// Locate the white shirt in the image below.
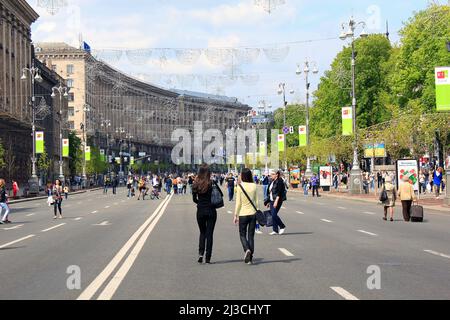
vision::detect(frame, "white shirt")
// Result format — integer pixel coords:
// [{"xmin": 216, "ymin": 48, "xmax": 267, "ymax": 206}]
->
[{"xmin": 269, "ymin": 181, "xmax": 274, "ymax": 202}]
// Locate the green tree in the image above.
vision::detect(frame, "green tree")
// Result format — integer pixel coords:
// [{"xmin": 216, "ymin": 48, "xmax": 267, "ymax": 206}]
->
[
  {"xmin": 273, "ymin": 104, "xmax": 306, "ymax": 147},
  {"xmin": 86, "ymin": 146, "xmax": 107, "ymax": 175},
  {"xmin": 388, "ymin": 4, "xmax": 450, "ymax": 113},
  {"xmin": 69, "ymin": 131, "xmax": 82, "ymax": 176},
  {"xmin": 310, "ymin": 34, "xmax": 393, "ymax": 139},
  {"xmin": 37, "ymin": 145, "xmax": 51, "ymax": 182}
]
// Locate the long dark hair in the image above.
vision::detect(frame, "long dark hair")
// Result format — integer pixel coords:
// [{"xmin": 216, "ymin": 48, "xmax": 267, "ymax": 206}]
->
[
  {"xmin": 193, "ymin": 164, "xmax": 211, "ymax": 194},
  {"xmin": 241, "ymin": 168, "xmax": 253, "ymax": 183}
]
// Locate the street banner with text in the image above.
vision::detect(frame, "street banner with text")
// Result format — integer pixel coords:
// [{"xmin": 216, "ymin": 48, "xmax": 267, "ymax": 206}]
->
[
  {"xmin": 278, "ymin": 134, "xmax": 285, "ymax": 152},
  {"xmin": 85, "ymin": 146, "xmax": 91, "ymax": 161},
  {"xmin": 342, "ymin": 107, "xmax": 353, "ymax": 136},
  {"xmin": 299, "ymin": 126, "xmax": 307, "ymax": 147},
  {"xmin": 36, "ymin": 131, "xmax": 44, "ymax": 154},
  {"xmin": 436, "ymin": 67, "xmax": 450, "ymax": 112},
  {"xmin": 62, "ymin": 139, "xmax": 69, "ymax": 157}
]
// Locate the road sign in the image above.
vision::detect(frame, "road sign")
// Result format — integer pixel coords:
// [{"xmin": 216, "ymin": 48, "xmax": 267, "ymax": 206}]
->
[
  {"xmin": 289, "ymin": 126, "xmax": 294, "ymax": 134},
  {"xmin": 283, "ymin": 127, "xmax": 290, "ymax": 134}
]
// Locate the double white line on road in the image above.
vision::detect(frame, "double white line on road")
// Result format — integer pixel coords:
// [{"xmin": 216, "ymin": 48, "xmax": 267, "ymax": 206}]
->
[
  {"xmin": 330, "ymin": 287, "xmax": 359, "ymax": 300},
  {"xmin": 78, "ymin": 193, "xmax": 173, "ymax": 300}
]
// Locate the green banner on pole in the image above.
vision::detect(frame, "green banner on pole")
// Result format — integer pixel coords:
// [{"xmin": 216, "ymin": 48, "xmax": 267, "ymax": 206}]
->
[
  {"xmin": 62, "ymin": 139, "xmax": 69, "ymax": 157},
  {"xmin": 259, "ymin": 141, "xmax": 267, "ymax": 163},
  {"xmin": 277, "ymin": 134, "xmax": 285, "ymax": 153},
  {"xmin": 85, "ymin": 146, "xmax": 91, "ymax": 161},
  {"xmin": 436, "ymin": 67, "xmax": 450, "ymax": 112},
  {"xmin": 36, "ymin": 131, "xmax": 44, "ymax": 154},
  {"xmin": 299, "ymin": 126, "xmax": 307, "ymax": 147},
  {"xmin": 130, "ymin": 156, "xmax": 134, "ymax": 165},
  {"xmin": 342, "ymin": 107, "xmax": 353, "ymax": 136},
  {"xmin": 100, "ymin": 149, "xmax": 105, "ymax": 162}
]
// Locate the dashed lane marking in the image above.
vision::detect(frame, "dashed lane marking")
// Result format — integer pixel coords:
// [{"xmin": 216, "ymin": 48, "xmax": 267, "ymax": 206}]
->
[
  {"xmin": 331, "ymin": 287, "xmax": 359, "ymax": 300},
  {"xmin": 338, "ymin": 207, "xmax": 347, "ymax": 210},
  {"xmin": 26, "ymin": 213, "xmax": 36, "ymax": 217},
  {"xmin": 321, "ymin": 219, "xmax": 333, "ymax": 223},
  {"xmin": 2, "ymin": 224, "xmax": 24, "ymax": 231},
  {"xmin": 278, "ymin": 248, "xmax": 295, "ymax": 257},
  {"xmin": 296, "ymin": 211, "xmax": 305, "ymax": 215},
  {"xmin": 424, "ymin": 250, "xmax": 450, "ymax": 260},
  {"xmin": 0, "ymin": 235, "xmax": 35, "ymax": 249},
  {"xmin": 41, "ymin": 223, "xmax": 66, "ymax": 233},
  {"xmin": 357, "ymin": 230, "xmax": 378, "ymax": 237},
  {"xmin": 74, "ymin": 217, "xmax": 83, "ymax": 221},
  {"xmin": 364, "ymin": 211, "xmax": 376, "ymax": 215},
  {"xmin": 91, "ymin": 211, "xmax": 98, "ymax": 214}
]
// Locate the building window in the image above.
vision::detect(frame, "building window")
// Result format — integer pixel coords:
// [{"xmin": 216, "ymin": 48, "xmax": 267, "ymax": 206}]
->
[
  {"xmin": 68, "ymin": 121, "xmax": 75, "ymax": 130},
  {"xmin": 67, "ymin": 79, "xmax": 74, "ymax": 88},
  {"xmin": 68, "ymin": 107, "xmax": 75, "ymax": 117},
  {"xmin": 68, "ymin": 93, "xmax": 74, "ymax": 102},
  {"xmin": 67, "ymin": 64, "xmax": 74, "ymax": 75}
]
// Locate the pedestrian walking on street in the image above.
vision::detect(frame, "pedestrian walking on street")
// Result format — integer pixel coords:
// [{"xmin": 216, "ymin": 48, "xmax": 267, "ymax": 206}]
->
[
  {"xmin": 433, "ymin": 167, "xmax": 444, "ymax": 199},
  {"xmin": 193, "ymin": 165, "xmax": 221, "ymax": 264},
  {"xmin": 63, "ymin": 185, "xmax": 69, "ymax": 200},
  {"xmin": 0, "ymin": 179, "xmax": 11, "ymax": 224},
  {"xmin": 398, "ymin": 175, "xmax": 416, "ymax": 222},
  {"xmin": 311, "ymin": 174, "xmax": 320, "ymax": 197},
  {"xmin": 103, "ymin": 176, "xmax": 109, "ymax": 194},
  {"xmin": 112, "ymin": 177, "xmax": 118, "ymax": 195},
  {"xmin": 381, "ymin": 176, "xmax": 396, "ymax": 222},
  {"xmin": 52, "ymin": 179, "xmax": 63, "ymax": 219},
  {"xmin": 265, "ymin": 170, "xmax": 286, "ymax": 236},
  {"xmin": 234, "ymin": 168, "xmax": 259, "ymax": 265},
  {"xmin": 127, "ymin": 176, "xmax": 133, "ymax": 198},
  {"xmin": 12, "ymin": 180, "xmax": 19, "ymax": 198},
  {"xmin": 226, "ymin": 173, "xmax": 235, "ymax": 201}
]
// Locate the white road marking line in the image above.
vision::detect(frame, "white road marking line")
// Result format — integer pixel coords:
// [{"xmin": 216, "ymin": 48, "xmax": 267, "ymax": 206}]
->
[
  {"xmin": 3, "ymin": 224, "xmax": 24, "ymax": 231},
  {"xmin": 78, "ymin": 194, "xmax": 173, "ymax": 300},
  {"xmin": 74, "ymin": 217, "xmax": 83, "ymax": 221},
  {"xmin": 26, "ymin": 213, "xmax": 36, "ymax": 217},
  {"xmin": 278, "ymin": 248, "xmax": 295, "ymax": 257},
  {"xmin": 91, "ymin": 211, "xmax": 98, "ymax": 214},
  {"xmin": 424, "ymin": 250, "xmax": 450, "ymax": 260},
  {"xmin": 104, "ymin": 206, "xmax": 110, "ymax": 209},
  {"xmin": 338, "ymin": 207, "xmax": 346, "ymax": 210},
  {"xmin": 317, "ymin": 203, "xmax": 325, "ymax": 205},
  {"xmin": 321, "ymin": 219, "xmax": 333, "ymax": 223},
  {"xmin": 331, "ymin": 287, "xmax": 359, "ymax": 300},
  {"xmin": 0, "ymin": 235, "xmax": 35, "ymax": 249},
  {"xmin": 94, "ymin": 221, "xmax": 111, "ymax": 226},
  {"xmin": 296, "ymin": 211, "xmax": 305, "ymax": 215},
  {"xmin": 97, "ymin": 194, "xmax": 173, "ymax": 300},
  {"xmin": 357, "ymin": 230, "xmax": 378, "ymax": 237},
  {"xmin": 41, "ymin": 223, "xmax": 66, "ymax": 233},
  {"xmin": 364, "ymin": 211, "xmax": 376, "ymax": 215}
]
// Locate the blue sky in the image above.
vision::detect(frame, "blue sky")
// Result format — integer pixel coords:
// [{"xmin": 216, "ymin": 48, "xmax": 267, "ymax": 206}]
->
[{"xmin": 27, "ymin": 0, "xmax": 434, "ymax": 110}]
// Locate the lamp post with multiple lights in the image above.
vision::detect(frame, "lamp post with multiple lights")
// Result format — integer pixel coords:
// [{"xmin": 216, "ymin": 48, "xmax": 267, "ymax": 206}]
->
[
  {"xmin": 278, "ymin": 83, "xmax": 294, "ymax": 172},
  {"xmin": 296, "ymin": 60, "xmax": 319, "ymax": 177},
  {"xmin": 21, "ymin": 63, "xmax": 43, "ymax": 192},
  {"xmin": 51, "ymin": 84, "xmax": 69, "ymax": 180},
  {"xmin": 339, "ymin": 17, "xmax": 368, "ymax": 194}
]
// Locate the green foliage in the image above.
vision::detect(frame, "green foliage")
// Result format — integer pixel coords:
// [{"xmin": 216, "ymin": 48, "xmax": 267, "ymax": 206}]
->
[
  {"xmin": 86, "ymin": 146, "xmax": 107, "ymax": 175},
  {"xmin": 273, "ymin": 104, "xmax": 306, "ymax": 147},
  {"xmin": 37, "ymin": 145, "xmax": 51, "ymax": 173},
  {"xmin": 69, "ymin": 131, "xmax": 82, "ymax": 176}
]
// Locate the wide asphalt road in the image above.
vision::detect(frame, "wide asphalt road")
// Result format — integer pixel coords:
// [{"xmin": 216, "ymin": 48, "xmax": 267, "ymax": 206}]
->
[{"xmin": 0, "ymin": 186, "xmax": 449, "ymax": 300}]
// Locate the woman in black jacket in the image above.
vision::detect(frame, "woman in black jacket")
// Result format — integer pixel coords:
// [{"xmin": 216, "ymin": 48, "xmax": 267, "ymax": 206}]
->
[
  {"xmin": 265, "ymin": 170, "xmax": 286, "ymax": 235},
  {"xmin": 193, "ymin": 165, "xmax": 223, "ymax": 264}
]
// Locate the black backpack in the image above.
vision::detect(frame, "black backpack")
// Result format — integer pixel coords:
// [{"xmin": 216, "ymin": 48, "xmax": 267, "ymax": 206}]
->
[
  {"xmin": 379, "ymin": 186, "xmax": 388, "ymax": 202},
  {"xmin": 211, "ymin": 182, "xmax": 224, "ymax": 209}
]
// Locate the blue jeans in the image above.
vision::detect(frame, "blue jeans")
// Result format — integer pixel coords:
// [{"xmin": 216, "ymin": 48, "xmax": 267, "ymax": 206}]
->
[
  {"xmin": 263, "ymin": 185, "xmax": 269, "ymax": 201},
  {"xmin": 0, "ymin": 202, "xmax": 10, "ymax": 221},
  {"xmin": 270, "ymin": 202, "xmax": 285, "ymax": 233},
  {"xmin": 228, "ymin": 186, "xmax": 234, "ymax": 201},
  {"xmin": 303, "ymin": 184, "xmax": 308, "ymax": 195}
]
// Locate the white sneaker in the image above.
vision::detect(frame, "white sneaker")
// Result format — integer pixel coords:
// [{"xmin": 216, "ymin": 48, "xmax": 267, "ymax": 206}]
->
[
  {"xmin": 255, "ymin": 230, "xmax": 263, "ymax": 235},
  {"xmin": 269, "ymin": 232, "xmax": 278, "ymax": 236},
  {"xmin": 279, "ymin": 228, "xmax": 286, "ymax": 235}
]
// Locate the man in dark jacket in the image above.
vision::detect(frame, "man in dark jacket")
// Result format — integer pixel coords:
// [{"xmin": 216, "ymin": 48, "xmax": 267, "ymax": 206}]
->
[{"xmin": 265, "ymin": 170, "xmax": 286, "ymax": 235}]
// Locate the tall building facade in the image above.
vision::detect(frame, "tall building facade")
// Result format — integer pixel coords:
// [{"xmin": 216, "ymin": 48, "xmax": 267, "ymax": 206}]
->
[
  {"xmin": 35, "ymin": 42, "xmax": 251, "ymax": 166},
  {"xmin": 0, "ymin": 0, "xmax": 39, "ymax": 185}
]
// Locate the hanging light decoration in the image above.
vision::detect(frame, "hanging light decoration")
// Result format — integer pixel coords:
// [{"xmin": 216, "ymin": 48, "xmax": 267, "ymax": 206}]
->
[
  {"xmin": 36, "ymin": 0, "xmax": 68, "ymax": 15},
  {"xmin": 125, "ymin": 49, "xmax": 152, "ymax": 66},
  {"xmin": 263, "ymin": 46, "xmax": 290, "ymax": 62},
  {"xmin": 91, "ymin": 49, "xmax": 123, "ymax": 64},
  {"xmin": 175, "ymin": 49, "xmax": 203, "ymax": 66},
  {"xmin": 254, "ymin": 0, "xmax": 286, "ymax": 14},
  {"xmin": 240, "ymin": 74, "xmax": 260, "ymax": 86},
  {"xmin": 233, "ymin": 48, "xmax": 261, "ymax": 65},
  {"xmin": 205, "ymin": 48, "xmax": 233, "ymax": 66}
]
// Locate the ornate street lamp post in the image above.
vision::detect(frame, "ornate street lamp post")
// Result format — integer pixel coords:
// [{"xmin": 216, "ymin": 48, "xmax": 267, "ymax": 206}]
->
[{"xmin": 51, "ymin": 84, "xmax": 69, "ymax": 181}]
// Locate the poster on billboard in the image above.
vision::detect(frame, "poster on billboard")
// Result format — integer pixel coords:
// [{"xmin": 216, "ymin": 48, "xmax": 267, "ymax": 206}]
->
[
  {"xmin": 397, "ymin": 159, "xmax": 419, "ymax": 192},
  {"xmin": 290, "ymin": 168, "xmax": 301, "ymax": 187},
  {"xmin": 319, "ymin": 166, "xmax": 333, "ymax": 187}
]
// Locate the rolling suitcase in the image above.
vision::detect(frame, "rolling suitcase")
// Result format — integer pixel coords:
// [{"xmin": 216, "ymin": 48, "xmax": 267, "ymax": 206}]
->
[{"xmin": 411, "ymin": 204, "xmax": 424, "ymax": 222}]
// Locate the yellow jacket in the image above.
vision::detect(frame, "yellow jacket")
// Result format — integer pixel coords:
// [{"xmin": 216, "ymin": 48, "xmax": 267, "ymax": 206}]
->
[
  {"xmin": 235, "ymin": 182, "xmax": 259, "ymax": 217},
  {"xmin": 398, "ymin": 183, "xmax": 416, "ymax": 201}
]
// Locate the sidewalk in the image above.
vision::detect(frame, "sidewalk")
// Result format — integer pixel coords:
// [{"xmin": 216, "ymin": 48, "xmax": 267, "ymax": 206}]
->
[{"xmin": 290, "ymin": 188, "xmax": 450, "ymax": 213}]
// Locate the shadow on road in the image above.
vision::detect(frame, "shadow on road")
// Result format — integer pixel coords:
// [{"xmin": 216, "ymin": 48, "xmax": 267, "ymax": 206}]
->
[{"xmin": 212, "ymin": 258, "xmax": 302, "ymax": 265}]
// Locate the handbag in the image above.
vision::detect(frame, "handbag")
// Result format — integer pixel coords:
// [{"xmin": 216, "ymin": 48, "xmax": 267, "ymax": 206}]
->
[
  {"xmin": 379, "ymin": 186, "xmax": 388, "ymax": 202},
  {"xmin": 238, "ymin": 184, "xmax": 269, "ymax": 226},
  {"xmin": 211, "ymin": 181, "xmax": 224, "ymax": 209}
]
